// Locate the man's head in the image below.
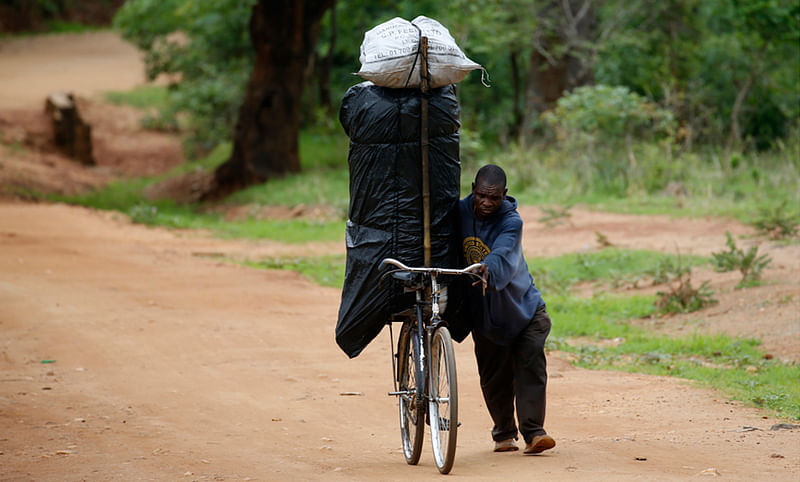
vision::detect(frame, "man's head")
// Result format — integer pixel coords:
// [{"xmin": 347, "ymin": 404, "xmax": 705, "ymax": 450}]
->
[{"xmin": 472, "ymin": 164, "xmax": 508, "ymax": 220}]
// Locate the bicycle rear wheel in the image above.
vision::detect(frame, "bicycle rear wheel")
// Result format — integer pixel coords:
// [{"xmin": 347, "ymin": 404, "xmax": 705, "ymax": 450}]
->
[
  {"xmin": 429, "ymin": 326, "xmax": 458, "ymax": 474},
  {"xmin": 397, "ymin": 322, "xmax": 424, "ymax": 465}
]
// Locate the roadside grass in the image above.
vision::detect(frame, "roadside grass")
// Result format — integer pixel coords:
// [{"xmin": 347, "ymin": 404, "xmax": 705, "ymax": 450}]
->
[
  {"xmin": 52, "ymin": 129, "xmax": 348, "ymax": 243},
  {"xmin": 58, "ymin": 188, "xmax": 345, "ymax": 243},
  {"xmin": 545, "ymin": 293, "xmax": 800, "ymax": 420},
  {"xmin": 466, "ymin": 138, "xmax": 800, "ymax": 226},
  {"xmin": 105, "ymin": 85, "xmax": 171, "ymax": 112},
  {"xmin": 0, "ymin": 23, "xmax": 104, "ymax": 39},
  {"xmin": 530, "ymin": 248, "xmax": 708, "ymax": 295},
  {"xmin": 242, "ymin": 255, "xmax": 346, "ymax": 288}
]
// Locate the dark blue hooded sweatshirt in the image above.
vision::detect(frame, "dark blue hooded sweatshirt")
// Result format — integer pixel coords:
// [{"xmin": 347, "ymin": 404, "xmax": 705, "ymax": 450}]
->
[{"xmin": 458, "ymin": 194, "xmax": 545, "ymax": 345}]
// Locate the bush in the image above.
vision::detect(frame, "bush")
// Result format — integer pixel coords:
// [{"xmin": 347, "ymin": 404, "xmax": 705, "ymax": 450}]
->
[
  {"xmin": 542, "ymin": 84, "xmax": 675, "ymax": 145},
  {"xmin": 711, "ymin": 231, "xmax": 772, "ymax": 288},
  {"xmin": 655, "ymin": 255, "xmax": 717, "ymax": 313},
  {"xmin": 751, "ymin": 201, "xmax": 799, "ymax": 239}
]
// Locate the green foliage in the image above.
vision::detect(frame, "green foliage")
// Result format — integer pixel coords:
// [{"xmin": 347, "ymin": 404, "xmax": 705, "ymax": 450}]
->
[
  {"xmin": 595, "ymin": 232, "xmax": 613, "ymax": 248},
  {"xmin": 217, "ymin": 129, "xmax": 349, "ymax": 214},
  {"xmin": 594, "ymin": 0, "xmax": 799, "ymax": 148},
  {"xmin": 105, "ymin": 86, "xmax": 177, "ymax": 131},
  {"xmin": 543, "ymin": 85, "xmax": 675, "ymax": 143},
  {"xmin": 751, "ymin": 201, "xmax": 800, "ymax": 239},
  {"xmin": 711, "ymin": 231, "xmax": 772, "ymax": 287},
  {"xmin": 113, "ymin": 0, "xmax": 256, "ymax": 155}
]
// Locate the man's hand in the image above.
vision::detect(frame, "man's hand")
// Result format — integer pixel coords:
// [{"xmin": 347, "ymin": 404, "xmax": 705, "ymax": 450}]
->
[{"xmin": 470, "ymin": 263, "xmax": 488, "ymax": 295}]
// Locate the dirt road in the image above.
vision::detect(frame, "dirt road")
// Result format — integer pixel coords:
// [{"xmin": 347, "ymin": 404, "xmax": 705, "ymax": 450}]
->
[
  {"xmin": 0, "ymin": 31, "xmax": 146, "ymax": 109},
  {"xmin": 1, "ymin": 203, "xmax": 798, "ymax": 480}
]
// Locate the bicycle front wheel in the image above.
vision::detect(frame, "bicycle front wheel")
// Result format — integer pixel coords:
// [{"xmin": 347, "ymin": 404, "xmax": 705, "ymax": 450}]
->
[
  {"xmin": 397, "ymin": 322, "xmax": 424, "ymax": 465},
  {"xmin": 429, "ymin": 326, "xmax": 458, "ymax": 474}
]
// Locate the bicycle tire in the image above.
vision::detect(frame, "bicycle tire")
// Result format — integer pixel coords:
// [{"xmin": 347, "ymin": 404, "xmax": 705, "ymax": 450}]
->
[
  {"xmin": 397, "ymin": 322, "xmax": 424, "ymax": 465},
  {"xmin": 428, "ymin": 326, "xmax": 458, "ymax": 474}
]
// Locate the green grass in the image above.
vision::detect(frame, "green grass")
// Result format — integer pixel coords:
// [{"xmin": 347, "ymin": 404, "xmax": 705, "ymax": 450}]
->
[
  {"xmin": 54, "ymin": 181, "xmax": 345, "ymax": 243},
  {"xmin": 243, "ymin": 255, "xmax": 346, "ymax": 288},
  {"xmin": 0, "ymin": 23, "xmax": 104, "ymax": 39},
  {"xmin": 565, "ymin": 333, "xmax": 800, "ymax": 420},
  {"xmin": 544, "ymin": 293, "xmax": 799, "ymax": 419},
  {"xmin": 465, "ymin": 138, "xmax": 800, "ymax": 225},
  {"xmin": 51, "ymin": 132, "xmax": 348, "ymax": 243},
  {"xmin": 530, "ymin": 248, "xmax": 708, "ymax": 296},
  {"xmin": 213, "ymin": 218, "xmax": 343, "ymax": 243},
  {"xmin": 226, "ymin": 128, "xmax": 350, "ymax": 214},
  {"xmin": 227, "ymin": 167, "xmax": 349, "ymax": 216},
  {"xmin": 105, "ymin": 85, "xmax": 171, "ymax": 112},
  {"xmin": 548, "ymin": 293, "xmax": 657, "ymax": 338}
]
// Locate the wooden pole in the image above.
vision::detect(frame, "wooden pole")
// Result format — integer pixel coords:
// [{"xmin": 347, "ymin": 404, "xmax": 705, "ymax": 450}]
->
[{"xmin": 420, "ymin": 36, "xmax": 431, "ymax": 267}]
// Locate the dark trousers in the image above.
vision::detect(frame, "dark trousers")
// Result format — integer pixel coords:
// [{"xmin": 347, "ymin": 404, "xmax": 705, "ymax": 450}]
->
[{"xmin": 473, "ymin": 307, "xmax": 551, "ymax": 444}]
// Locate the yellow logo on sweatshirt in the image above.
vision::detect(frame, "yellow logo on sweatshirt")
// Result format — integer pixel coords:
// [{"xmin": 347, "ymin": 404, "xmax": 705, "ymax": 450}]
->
[{"xmin": 463, "ymin": 236, "xmax": 490, "ymax": 264}]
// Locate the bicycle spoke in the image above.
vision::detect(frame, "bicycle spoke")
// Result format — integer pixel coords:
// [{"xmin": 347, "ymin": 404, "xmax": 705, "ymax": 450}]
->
[{"xmin": 429, "ymin": 327, "xmax": 457, "ymax": 474}]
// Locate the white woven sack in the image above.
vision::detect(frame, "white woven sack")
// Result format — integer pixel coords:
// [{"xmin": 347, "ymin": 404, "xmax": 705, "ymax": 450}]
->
[{"xmin": 358, "ymin": 16, "xmax": 483, "ymax": 89}]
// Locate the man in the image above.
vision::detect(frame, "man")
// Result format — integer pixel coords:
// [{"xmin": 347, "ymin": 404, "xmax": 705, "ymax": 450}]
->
[{"xmin": 458, "ymin": 164, "xmax": 555, "ymax": 455}]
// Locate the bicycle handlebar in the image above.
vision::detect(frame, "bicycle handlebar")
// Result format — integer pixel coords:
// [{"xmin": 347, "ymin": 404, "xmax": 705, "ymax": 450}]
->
[{"xmin": 381, "ymin": 257, "xmax": 483, "ymax": 276}]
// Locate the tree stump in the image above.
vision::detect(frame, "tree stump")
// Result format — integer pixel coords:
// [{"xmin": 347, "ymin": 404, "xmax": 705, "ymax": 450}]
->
[{"xmin": 45, "ymin": 92, "xmax": 94, "ymax": 165}]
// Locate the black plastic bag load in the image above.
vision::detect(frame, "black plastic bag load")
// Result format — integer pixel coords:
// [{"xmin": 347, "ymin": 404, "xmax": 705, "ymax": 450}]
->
[{"xmin": 336, "ymin": 81, "xmax": 461, "ymax": 358}]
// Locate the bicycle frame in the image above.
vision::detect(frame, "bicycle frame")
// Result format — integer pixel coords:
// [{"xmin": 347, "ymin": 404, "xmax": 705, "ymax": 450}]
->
[
  {"xmin": 383, "ymin": 257, "xmax": 483, "ymax": 473},
  {"xmin": 385, "ymin": 258, "xmax": 481, "ymax": 401}
]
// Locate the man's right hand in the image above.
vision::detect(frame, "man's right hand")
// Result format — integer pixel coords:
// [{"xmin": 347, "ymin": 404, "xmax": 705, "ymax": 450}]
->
[{"xmin": 471, "ymin": 263, "xmax": 488, "ymax": 295}]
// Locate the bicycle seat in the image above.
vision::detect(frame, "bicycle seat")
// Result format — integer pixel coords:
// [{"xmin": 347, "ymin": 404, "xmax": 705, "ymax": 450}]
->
[{"xmin": 391, "ymin": 270, "xmax": 423, "ymax": 288}]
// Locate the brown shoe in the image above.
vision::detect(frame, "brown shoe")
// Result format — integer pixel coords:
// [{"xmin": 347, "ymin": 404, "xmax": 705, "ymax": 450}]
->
[
  {"xmin": 524, "ymin": 434, "xmax": 555, "ymax": 454},
  {"xmin": 493, "ymin": 438, "xmax": 519, "ymax": 452}
]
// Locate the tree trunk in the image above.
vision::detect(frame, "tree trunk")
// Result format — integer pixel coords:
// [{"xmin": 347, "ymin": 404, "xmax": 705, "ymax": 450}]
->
[
  {"xmin": 45, "ymin": 92, "xmax": 94, "ymax": 165},
  {"xmin": 318, "ymin": 0, "xmax": 337, "ymax": 116},
  {"xmin": 521, "ymin": 0, "xmax": 595, "ymax": 144},
  {"xmin": 204, "ymin": 0, "xmax": 334, "ymax": 200},
  {"xmin": 726, "ymin": 43, "xmax": 766, "ymax": 153}
]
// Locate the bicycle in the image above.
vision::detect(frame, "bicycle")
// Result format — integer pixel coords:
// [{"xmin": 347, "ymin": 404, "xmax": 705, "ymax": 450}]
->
[{"xmin": 380, "ymin": 257, "xmax": 484, "ymax": 474}]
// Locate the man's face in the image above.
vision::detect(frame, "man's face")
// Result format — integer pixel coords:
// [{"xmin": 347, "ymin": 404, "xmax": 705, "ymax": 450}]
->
[{"xmin": 472, "ymin": 180, "xmax": 507, "ymax": 220}]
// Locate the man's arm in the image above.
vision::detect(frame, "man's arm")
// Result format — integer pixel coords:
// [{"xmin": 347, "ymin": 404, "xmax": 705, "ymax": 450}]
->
[{"xmin": 481, "ymin": 217, "xmax": 524, "ymax": 291}]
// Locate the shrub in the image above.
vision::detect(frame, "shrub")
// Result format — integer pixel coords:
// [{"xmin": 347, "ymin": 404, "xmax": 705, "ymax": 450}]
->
[
  {"xmin": 655, "ymin": 254, "xmax": 717, "ymax": 313},
  {"xmin": 542, "ymin": 84, "xmax": 675, "ymax": 145},
  {"xmin": 751, "ymin": 201, "xmax": 799, "ymax": 239},
  {"xmin": 711, "ymin": 231, "xmax": 772, "ymax": 288}
]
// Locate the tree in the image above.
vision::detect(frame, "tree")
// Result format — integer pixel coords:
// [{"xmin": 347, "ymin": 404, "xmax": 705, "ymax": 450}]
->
[
  {"xmin": 449, "ymin": 0, "xmax": 604, "ymax": 144},
  {"xmin": 724, "ymin": 0, "xmax": 799, "ymax": 151},
  {"xmin": 595, "ymin": 0, "xmax": 799, "ymax": 149},
  {"xmin": 205, "ymin": 0, "xmax": 335, "ymax": 199},
  {"xmin": 116, "ymin": 0, "xmax": 334, "ymax": 199},
  {"xmin": 522, "ymin": 0, "xmax": 597, "ymax": 140}
]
